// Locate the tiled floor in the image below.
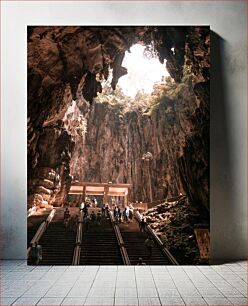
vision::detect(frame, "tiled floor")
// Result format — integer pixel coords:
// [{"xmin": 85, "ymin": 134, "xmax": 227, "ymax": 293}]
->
[{"xmin": 0, "ymin": 261, "xmax": 247, "ymax": 305}]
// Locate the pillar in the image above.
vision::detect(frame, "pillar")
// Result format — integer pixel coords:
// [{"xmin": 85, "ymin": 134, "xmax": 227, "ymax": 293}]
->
[
  {"xmin": 103, "ymin": 185, "xmax": 109, "ymax": 204},
  {"xmin": 82, "ymin": 185, "xmax": 86, "ymax": 202}
]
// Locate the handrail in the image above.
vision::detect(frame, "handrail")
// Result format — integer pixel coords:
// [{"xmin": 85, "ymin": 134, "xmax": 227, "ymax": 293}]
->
[
  {"xmin": 72, "ymin": 212, "xmax": 83, "ymax": 265},
  {"xmin": 75, "ymin": 222, "xmax": 83, "ymax": 245},
  {"xmin": 72, "ymin": 245, "xmax": 81, "ymax": 265},
  {"xmin": 46, "ymin": 209, "xmax": 56, "ymax": 225},
  {"xmin": 109, "ymin": 211, "xmax": 131, "ymax": 265},
  {"xmin": 27, "ymin": 208, "xmax": 56, "ymax": 257},
  {"xmin": 134, "ymin": 210, "xmax": 179, "ymax": 265}
]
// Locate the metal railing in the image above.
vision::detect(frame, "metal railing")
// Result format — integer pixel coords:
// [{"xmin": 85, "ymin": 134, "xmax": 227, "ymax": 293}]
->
[
  {"xmin": 72, "ymin": 246, "xmax": 81, "ymax": 265},
  {"xmin": 134, "ymin": 210, "xmax": 179, "ymax": 265},
  {"xmin": 109, "ymin": 211, "xmax": 130, "ymax": 265},
  {"xmin": 27, "ymin": 208, "xmax": 56, "ymax": 257},
  {"xmin": 72, "ymin": 212, "xmax": 83, "ymax": 265}
]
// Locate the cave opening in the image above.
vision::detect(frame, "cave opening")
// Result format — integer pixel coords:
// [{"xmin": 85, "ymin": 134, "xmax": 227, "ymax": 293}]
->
[
  {"xmin": 117, "ymin": 43, "xmax": 170, "ymax": 98},
  {"xmin": 28, "ymin": 26, "xmax": 210, "ymax": 265}
]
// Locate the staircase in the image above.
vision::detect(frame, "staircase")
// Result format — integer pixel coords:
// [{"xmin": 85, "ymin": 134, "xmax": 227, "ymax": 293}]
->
[
  {"xmin": 80, "ymin": 216, "xmax": 123, "ymax": 265},
  {"xmin": 119, "ymin": 220, "xmax": 173, "ymax": 265},
  {"xmin": 38, "ymin": 208, "xmax": 76, "ymax": 265}
]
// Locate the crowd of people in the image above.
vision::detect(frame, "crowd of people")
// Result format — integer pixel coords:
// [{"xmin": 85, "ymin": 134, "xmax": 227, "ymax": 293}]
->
[
  {"xmin": 112, "ymin": 205, "xmax": 133, "ymax": 223},
  {"xmin": 80, "ymin": 200, "xmax": 135, "ymax": 223}
]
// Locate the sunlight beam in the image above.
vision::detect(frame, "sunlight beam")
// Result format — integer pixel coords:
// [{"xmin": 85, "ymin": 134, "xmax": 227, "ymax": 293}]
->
[{"xmin": 117, "ymin": 44, "xmax": 169, "ymax": 98}]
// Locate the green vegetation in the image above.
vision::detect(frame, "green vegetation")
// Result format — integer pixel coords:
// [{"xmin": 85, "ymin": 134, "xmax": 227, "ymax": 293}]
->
[{"xmin": 94, "ymin": 64, "xmax": 193, "ymax": 117}]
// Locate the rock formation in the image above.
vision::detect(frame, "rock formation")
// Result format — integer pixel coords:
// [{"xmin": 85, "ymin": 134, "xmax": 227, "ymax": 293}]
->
[
  {"xmin": 70, "ymin": 72, "xmax": 209, "ymax": 212},
  {"xmin": 143, "ymin": 195, "xmax": 209, "ymax": 264},
  {"xmin": 28, "ymin": 26, "xmax": 210, "ymax": 214}
]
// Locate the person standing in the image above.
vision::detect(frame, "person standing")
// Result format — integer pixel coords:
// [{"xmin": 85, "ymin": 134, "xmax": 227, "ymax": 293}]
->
[
  {"xmin": 30, "ymin": 243, "xmax": 38, "ymax": 265},
  {"xmin": 106, "ymin": 203, "xmax": 110, "ymax": 216},
  {"xmin": 64, "ymin": 207, "xmax": 70, "ymax": 220},
  {"xmin": 85, "ymin": 215, "xmax": 90, "ymax": 232},
  {"xmin": 145, "ymin": 236, "xmax": 154, "ymax": 259},
  {"xmin": 114, "ymin": 206, "xmax": 118, "ymax": 222},
  {"xmin": 37, "ymin": 243, "xmax": 42, "ymax": 264},
  {"xmin": 118, "ymin": 207, "xmax": 122, "ymax": 222},
  {"xmin": 139, "ymin": 218, "xmax": 146, "ymax": 233},
  {"xmin": 126, "ymin": 206, "xmax": 130, "ymax": 222},
  {"xmin": 64, "ymin": 208, "xmax": 70, "ymax": 228},
  {"xmin": 90, "ymin": 211, "xmax": 96, "ymax": 223},
  {"xmin": 30, "ymin": 242, "xmax": 42, "ymax": 265},
  {"xmin": 122, "ymin": 208, "xmax": 126, "ymax": 223},
  {"xmin": 102, "ymin": 203, "xmax": 106, "ymax": 217},
  {"xmin": 129, "ymin": 209, "xmax": 133, "ymax": 222},
  {"xmin": 137, "ymin": 257, "xmax": 146, "ymax": 265},
  {"xmin": 96, "ymin": 212, "xmax": 102, "ymax": 226}
]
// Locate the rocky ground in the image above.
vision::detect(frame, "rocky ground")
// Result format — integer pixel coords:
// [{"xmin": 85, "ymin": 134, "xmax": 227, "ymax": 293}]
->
[{"xmin": 143, "ymin": 196, "xmax": 209, "ymax": 264}]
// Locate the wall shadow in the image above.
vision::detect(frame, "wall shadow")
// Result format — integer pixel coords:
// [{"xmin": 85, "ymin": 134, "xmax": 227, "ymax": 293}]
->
[{"xmin": 210, "ymin": 31, "xmax": 245, "ymax": 263}]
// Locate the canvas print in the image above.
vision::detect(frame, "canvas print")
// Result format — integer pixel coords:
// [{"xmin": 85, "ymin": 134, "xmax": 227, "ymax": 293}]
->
[{"xmin": 27, "ymin": 26, "xmax": 210, "ymax": 265}]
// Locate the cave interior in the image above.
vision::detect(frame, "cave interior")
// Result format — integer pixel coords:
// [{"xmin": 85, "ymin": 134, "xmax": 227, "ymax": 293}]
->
[{"xmin": 28, "ymin": 26, "xmax": 210, "ymax": 264}]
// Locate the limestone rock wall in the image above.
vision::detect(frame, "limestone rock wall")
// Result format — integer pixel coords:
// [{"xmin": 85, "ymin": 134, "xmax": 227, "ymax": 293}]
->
[
  {"xmin": 27, "ymin": 26, "xmax": 148, "ymax": 208},
  {"xmin": 28, "ymin": 26, "xmax": 209, "ymax": 210},
  {"xmin": 70, "ymin": 77, "xmax": 209, "ymax": 210}
]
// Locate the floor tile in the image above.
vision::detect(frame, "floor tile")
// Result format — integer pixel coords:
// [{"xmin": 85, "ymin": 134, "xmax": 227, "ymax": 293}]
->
[
  {"xmin": 115, "ymin": 287, "xmax": 138, "ymax": 298},
  {"xmin": 182, "ymin": 297, "xmax": 207, "ymax": 305},
  {"xmin": 44, "ymin": 285, "xmax": 72, "ymax": 297},
  {"xmin": 115, "ymin": 297, "xmax": 138, "ymax": 305},
  {"xmin": 49, "ymin": 266, "xmax": 69, "ymax": 272},
  {"xmin": 197, "ymin": 287, "xmax": 224, "ymax": 297},
  {"xmin": 67, "ymin": 285, "xmax": 91, "ymax": 297},
  {"xmin": 2, "ymin": 289, "xmax": 29, "ymax": 298},
  {"xmin": 88, "ymin": 287, "xmax": 115, "ymax": 298},
  {"xmin": 12, "ymin": 297, "xmax": 41, "ymax": 305},
  {"xmin": 65, "ymin": 266, "xmax": 85, "ymax": 272},
  {"xmin": 177, "ymin": 289, "xmax": 201, "ymax": 297},
  {"xmin": 228, "ymin": 297, "xmax": 248, "ymax": 305},
  {"xmin": 99, "ymin": 266, "xmax": 117, "ymax": 271},
  {"xmin": 117, "ymin": 274, "xmax": 136, "ymax": 280},
  {"xmin": 118, "ymin": 266, "xmax": 135, "ymax": 272},
  {"xmin": 137, "ymin": 287, "xmax": 158, "ymax": 298},
  {"xmin": 32, "ymin": 266, "xmax": 52, "ymax": 272},
  {"xmin": 157, "ymin": 288, "xmax": 180, "ymax": 297},
  {"xmin": 92, "ymin": 280, "xmax": 116, "ymax": 288},
  {"xmin": 0, "ymin": 260, "xmax": 247, "ymax": 306},
  {"xmin": 96, "ymin": 272, "xmax": 117, "ymax": 279},
  {"xmin": 22, "ymin": 285, "xmax": 52, "ymax": 297},
  {"xmin": 116, "ymin": 280, "xmax": 136, "ymax": 287},
  {"xmin": 0, "ymin": 297, "xmax": 17, "ymax": 306},
  {"xmin": 217, "ymin": 286, "xmax": 245, "ymax": 297},
  {"xmin": 84, "ymin": 297, "xmax": 114, "ymax": 305},
  {"xmin": 83, "ymin": 266, "xmax": 99, "ymax": 273},
  {"xmin": 203, "ymin": 297, "xmax": 233, "ymax": 305},
  {"xmin": 3, "ymin": 272, "xmax": 29, "ymax": 280},
  {"xmin": 138, "ymin": 297, "xmax": 161, "ymax": 305},
  {"xmin": 61, "ymin": 297, "xmax": 86, "ymax": 305},
  {"xmin": 77, "ymin": 277, "xmax": 95, "ymax": 284},
  {"xmin": 37, "ymin": 297, "xmax": 64, "ymax": 305},
  {"xmin": 136, "ymin": 280, "xmax": 155, "ymax": 288},
  {"xmin": 159, "ymin": 297, "xmax": 185, "ymax": 305},
  {"xmin": 154, "ymin": 280, "xmax": 176, "ymax": 288}
]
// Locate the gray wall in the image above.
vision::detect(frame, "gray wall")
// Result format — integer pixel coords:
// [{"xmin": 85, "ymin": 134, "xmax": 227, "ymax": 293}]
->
[{"xmin": 1, "ymin": 1, "xmax": 247, "ymax": 261}]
